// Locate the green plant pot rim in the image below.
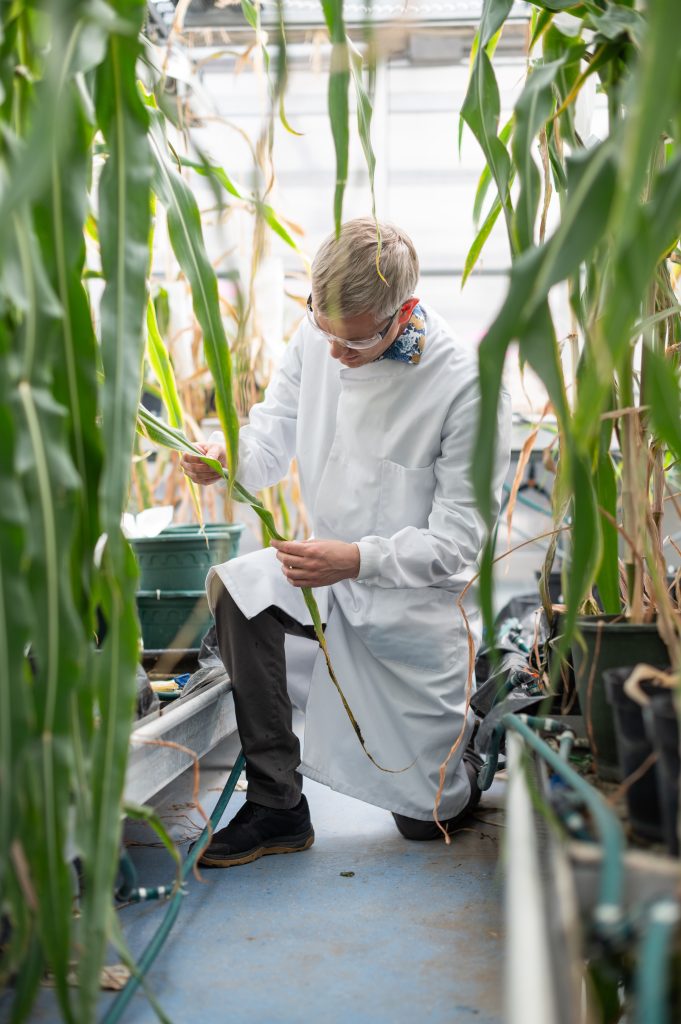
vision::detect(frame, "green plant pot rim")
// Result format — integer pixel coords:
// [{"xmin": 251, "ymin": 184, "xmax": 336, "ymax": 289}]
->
[
  {"xmin": 576, "ymin": 615, "xmax": 666, "ymax": 636},
  {"xmin": 131, "ymin": 523, "xmax": 244, "ymax": 546},
  {"xmin": 160, "ymin": 523, "xmax": 244, "ymax": 533}
]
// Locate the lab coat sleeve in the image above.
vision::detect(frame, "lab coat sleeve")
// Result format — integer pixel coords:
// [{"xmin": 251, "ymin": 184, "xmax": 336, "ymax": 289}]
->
[
  {"xmin": 355, "ymin": 383, "xmax": 512, "ymax": 587},
  {"xmin": 208, "ymin": 327, "xmax": 303, "ymax": 495}
]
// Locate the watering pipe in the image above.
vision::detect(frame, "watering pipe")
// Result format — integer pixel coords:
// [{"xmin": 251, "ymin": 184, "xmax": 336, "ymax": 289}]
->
[
  {"xmin": 101, "ymin": 751, "xmax": 246, "ymax": 1024},
  {"xmin": 635, "ymin": 900, "xmax": 681, "ymax": 1024},
  {"xmin": 115, "ymin": 852, "xmax": 176, "ymax": 904},
  {"xmin": 478, "ymin": 715, "xmax": 575, "ymax": 790},
  {"xmin": 478, "ymin": 713, "xmax": 625, "ymax": 940}
]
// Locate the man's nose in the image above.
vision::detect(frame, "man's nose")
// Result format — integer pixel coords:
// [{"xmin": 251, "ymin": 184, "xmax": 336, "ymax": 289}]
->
[{"xmin": 329, "ymin": 339, "xmax": 347, "ymax": 359}]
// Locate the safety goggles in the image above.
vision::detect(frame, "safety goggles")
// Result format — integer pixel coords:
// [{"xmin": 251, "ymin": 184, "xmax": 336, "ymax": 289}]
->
[{"xmin": 306, "ymin": 294, "xmax": 400, "ymax": 351}]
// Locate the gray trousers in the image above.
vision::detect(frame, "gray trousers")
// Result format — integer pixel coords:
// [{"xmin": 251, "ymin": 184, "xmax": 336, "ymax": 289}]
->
[
  {"xmin": 214, "ymin": 583, "xmax": 316, "ymax": 810},
  {"xmin": 213, "ymin": 583, "xmax": 475, "ymax": 838}
]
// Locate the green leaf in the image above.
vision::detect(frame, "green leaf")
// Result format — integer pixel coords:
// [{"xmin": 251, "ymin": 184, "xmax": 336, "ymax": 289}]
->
[
  {"xmin": 517, "ymin": 300, "xmax": 568, "ymax": 423},
  {"xmin": 348, "ymin": 38, "xmax": 378, "ymax": 218},
  {"xmin": 645, "ymin": 347, "xmax": 681, "ymax": 463},
  {"xmin": 146, "ymin": 295, "xmax": 204, "ymax": 523},
  {"xmin": 181, "ymin": 155, "xmax": 246, "ymax": 200},
  {"xmin": 610, "ymin": 0, "xmax": 681, "ymax": 246},
  {"xmin": 347, "ymin": 37, "xmax": 385, "ymax": 278},
  {"xmin": 533, "ymin": 1, "xmax": 593, "ymax": 11},
  {"xmin": 575, "ymin": 151, "xmax": 681, "ymax": 445},
  {"xmin": 473, "ymin": 136, "xmax": 616, "ymax": 519},
  {"xmin": 563, "ymin": 447, "xmax": 602, "ymax": 649},
  {"xmin": 146, "ymin": 299, "xmax": 183, "ymax": 429},
  {"xmin": 240, "ymin": 0, "xmax": 259, "ymax": 31},
  {"xmin": 15, "ymin": 381, "xmax": 82, "ymax": 1024},
  {"xmin": 478, "ymin": 0, "xmax": 514, "ymax": 48},
  {"xmin": 257, "ymin": 202, "xmax": 300, "ymax": 251},
  {"xmin": 182, "ymin": 156, "xmax": 300, "ymax": 251},
  {"xmin": 320, "ymin": 0, "xmax": 350, "ymax": 236},
  {"xmin": 472, "ymin": 115, "xmax": 513, "ymax": 226},
  {"xmin": 34, "ymin": 80, "xmax": 103, "ymax": 616},
  {"xmin": 273, "ymin": 0, "xmax": 302, "ymax": 136},
  {"xmin": 96, "ymin": 37, "xmax": 151, "ymax": 532},
  {"xmin": 0, "ymin": 332, "xmax": 32, "ymax": 977},
  {"xmin": 462, "ymin": 190, "xmax": 505, "ymax": 286},
  {"xmin": 530, "ymin": 139, "xmax": 618, "ymax": 306},
  {"xmin": 589, "ymin": 5, "xmax": 646, "ymax": 48},
  {"xmin": 79, "ymin": 5, "xmax": 152, "ymax": 1018},
  {"xmin": 8, "ymin": 208, "xmax": 61, "ymax": 377},
  {"xmin": 461, "ymin": 42, "xmax": 513, "ymax": 239},
  {"xmin": 122, "ymin": 803, "xmax": 181, "ymax": 880},
  {"xmin": 0, "ymin": 14, "xmax": 86, "ymax": 233},
  {"xmin": 149, "ymin": 111, "xmax": 240, "ymax": 485},
  {"xmin": 0, "ymin": 514, "xmax": 29, "ymax": 879},
  {"xmin": 595, "ymin": 445, "xmax": 620, "ymax": 615},
  {"xmin": 530, "ymin": 9, "xmax": 554, "ymax": 50},
  {"xmin": 512, "ymin": 58, "xmax": 567, "ymax": 252}
]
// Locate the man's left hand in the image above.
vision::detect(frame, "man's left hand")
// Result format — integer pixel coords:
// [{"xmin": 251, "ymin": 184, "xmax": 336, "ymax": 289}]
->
[{"xmin": 271, "ymin": 538, "xmax": 360, "ymax": 588}]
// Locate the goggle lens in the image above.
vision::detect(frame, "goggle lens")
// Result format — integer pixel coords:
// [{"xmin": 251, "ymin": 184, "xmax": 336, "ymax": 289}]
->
[{"xmin": 306, "ymin": 296, "xmax": 398, "ymax": 350}]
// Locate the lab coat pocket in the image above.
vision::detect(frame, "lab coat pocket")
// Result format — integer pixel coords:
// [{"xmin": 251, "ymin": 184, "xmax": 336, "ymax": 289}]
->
[
  {"xmin": 377, "ymin": 458, "xmax": 436, "ymax": 536},
  {"xmin": 314, "ymin": 449, "xmax": 382, "ymax": 541},
  {"xmin": 362, "ymin": 585, "xmax": 462, "ymax": 672}
]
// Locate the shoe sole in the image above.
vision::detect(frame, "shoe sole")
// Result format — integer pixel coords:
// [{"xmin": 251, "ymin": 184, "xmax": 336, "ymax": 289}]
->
[{"xmin": 198, "ymin": 831, "xmax": 315, "ymax": 869}]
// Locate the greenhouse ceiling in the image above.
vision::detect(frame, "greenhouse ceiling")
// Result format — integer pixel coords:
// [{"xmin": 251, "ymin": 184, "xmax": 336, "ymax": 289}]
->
[{"xmin": 148, "ymin": 0, "xmax": 532, "ymax": 58}]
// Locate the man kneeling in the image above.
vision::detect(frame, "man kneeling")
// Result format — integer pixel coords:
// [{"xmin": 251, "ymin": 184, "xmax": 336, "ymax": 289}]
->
[{"xmin": 182, "ymin": 218, "xmax": 510, "ymax": 867}]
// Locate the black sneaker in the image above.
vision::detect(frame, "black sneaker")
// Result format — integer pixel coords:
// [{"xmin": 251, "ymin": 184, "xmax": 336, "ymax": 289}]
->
[{"xmin": 195, "ymin": 795, "xmax": 314, "ymax": 868}]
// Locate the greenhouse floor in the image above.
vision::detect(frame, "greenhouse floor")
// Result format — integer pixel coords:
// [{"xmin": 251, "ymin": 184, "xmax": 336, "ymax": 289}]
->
[{"xmin": 13, "ymin": 748, "xmax": 506, "ymax": 1024}]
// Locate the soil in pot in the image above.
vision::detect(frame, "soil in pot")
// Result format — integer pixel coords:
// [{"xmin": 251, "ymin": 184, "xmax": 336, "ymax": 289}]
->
[
  {"xmin": 571, "ymin": 617, "xmax": 670, "ymax": 782},
  {"xmin": 645, "ymin": 691, "xmax": 680, "ymax": 857},
  {"xmin": 603, "ymin": 667, "xmax": 664, "ymax": 842}
]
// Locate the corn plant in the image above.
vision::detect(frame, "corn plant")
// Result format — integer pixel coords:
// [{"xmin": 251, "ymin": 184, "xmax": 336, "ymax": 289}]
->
[
  {"xmin": 0, "ymin": 2, "xmax": 391, "ymax": 1016},
  {"xmin": 465, "ymin": 0, "xmax": 681, "ymax": 668},
  {"xmin": 0, "ymin": 0, "xmax": 154, "ymax": 1018}
]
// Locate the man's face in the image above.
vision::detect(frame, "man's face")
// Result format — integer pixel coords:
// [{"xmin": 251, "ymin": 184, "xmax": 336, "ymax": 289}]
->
[{"xmin": 314, "ymin": 300, "xmax": 417, "ymax": 368}]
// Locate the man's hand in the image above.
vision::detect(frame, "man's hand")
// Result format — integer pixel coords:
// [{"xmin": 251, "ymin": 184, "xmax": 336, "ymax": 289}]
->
[
  {"xmin": 271, "ymin": 538, "xmax": 360, "ymax": 588},
  {"xmin": 181, "ymin": 443, "xmax": 226, "ymax": 485}
]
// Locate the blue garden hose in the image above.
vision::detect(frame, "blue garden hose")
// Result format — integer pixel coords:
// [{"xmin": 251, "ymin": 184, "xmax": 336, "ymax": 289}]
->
[
  {"xmin": 101, "ymin": 751, "xmax": 246, "ymax": 1024},
  {"xmin": 635, "ymin": 901, "xmax": 681, "ymax": 1024}
]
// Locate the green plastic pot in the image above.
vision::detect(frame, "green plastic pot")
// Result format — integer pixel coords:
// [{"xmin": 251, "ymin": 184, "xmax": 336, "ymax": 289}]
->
[
  {"xmin": 571, "ymin": 616, "xmax": 670, "ymax": 782},
  {"xmin": 136, "ymin": 590, "xmax": 213, "ymax": 650},
  {"xmin": 131, "ymin": 523, "xmax": 243, "ymax": 592}
]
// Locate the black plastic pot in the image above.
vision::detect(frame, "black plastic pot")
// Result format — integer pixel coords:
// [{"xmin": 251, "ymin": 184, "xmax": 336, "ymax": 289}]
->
[
  {"xmin": 603, "ymin": 667, "xmax": 664, "ymax": 842},
  {"xmin": 571, "ymin": 617, "xmax": 670, "ymax": 781},
  {"xmin": 646, "ymin": 691, "xmax": 680, "ymax": 857}
]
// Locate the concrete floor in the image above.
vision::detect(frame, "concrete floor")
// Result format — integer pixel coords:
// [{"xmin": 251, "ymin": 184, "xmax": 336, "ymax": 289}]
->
[{"xmin": 7, "ymin": 761, "xmax": 506, "ymax": 1024}]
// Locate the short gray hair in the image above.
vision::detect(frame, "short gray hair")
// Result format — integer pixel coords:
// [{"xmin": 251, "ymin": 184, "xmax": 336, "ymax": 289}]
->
[{"xmin": 311, "ymin": 217, "xmax": 419, "ymax": 323}]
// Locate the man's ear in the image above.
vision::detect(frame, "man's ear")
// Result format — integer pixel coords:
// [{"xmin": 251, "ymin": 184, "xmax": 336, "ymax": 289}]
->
[{"xmin": 399, "ymin": 297, "xmax": 419, "ymax": 322}]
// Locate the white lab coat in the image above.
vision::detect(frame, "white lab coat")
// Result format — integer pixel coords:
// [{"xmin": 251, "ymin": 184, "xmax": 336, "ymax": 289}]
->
[{"xmin": 206, "ymin": 306, "xmax": 511, "ymax": 819}]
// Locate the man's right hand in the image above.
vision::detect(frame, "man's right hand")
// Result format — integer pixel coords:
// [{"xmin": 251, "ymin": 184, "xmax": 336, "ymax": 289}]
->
[{"xmin": 181, "ymin": 443, "xmax": 227, "ymax": 485}]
